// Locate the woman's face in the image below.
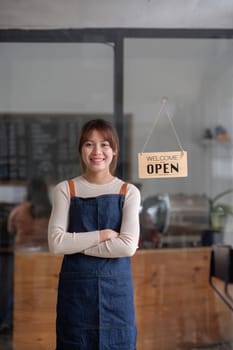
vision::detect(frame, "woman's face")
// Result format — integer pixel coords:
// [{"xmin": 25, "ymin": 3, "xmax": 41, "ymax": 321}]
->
[{"xmin": 81, "ymin": 130, "xmax": 116, "ymax": 175}]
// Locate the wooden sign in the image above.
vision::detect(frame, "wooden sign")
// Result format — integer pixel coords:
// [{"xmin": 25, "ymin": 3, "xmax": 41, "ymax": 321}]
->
[{"xmin": 138, "ymin": 151, "xmax": 188, "ymax": 179}]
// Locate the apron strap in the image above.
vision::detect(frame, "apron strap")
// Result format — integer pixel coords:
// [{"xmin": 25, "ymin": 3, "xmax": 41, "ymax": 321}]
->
[
  {"xmin": 68, "ymin": 179, "xmax": 76, "ymax": 197},
  {"xmin": 119, "ymin": 182, "xmax": 128, "ymax": 195}
]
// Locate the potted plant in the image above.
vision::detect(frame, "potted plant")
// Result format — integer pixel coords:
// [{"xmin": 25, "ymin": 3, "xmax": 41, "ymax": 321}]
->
[
  {"xmin": 202, "ymin": 189, "xmax": 233, "ymax": 246},
  {"xmin": 210, "ymin": 189, "xmax": 233, "ymax": 230}
]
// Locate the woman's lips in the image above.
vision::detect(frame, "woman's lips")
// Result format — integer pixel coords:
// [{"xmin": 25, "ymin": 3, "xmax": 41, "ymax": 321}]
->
[{"xmin": 91, "ymin": 158, "xmax": 104, "ymax": 164}]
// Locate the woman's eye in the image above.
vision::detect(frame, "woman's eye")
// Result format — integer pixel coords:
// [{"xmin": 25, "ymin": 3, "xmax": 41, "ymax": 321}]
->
[
  {"xmin": 85, "ymin": 142, "xmax": 93, "ymax": 147},
  {"xmin": 102, "ymin": 143, "xmax": 110, "ymax": 148}
]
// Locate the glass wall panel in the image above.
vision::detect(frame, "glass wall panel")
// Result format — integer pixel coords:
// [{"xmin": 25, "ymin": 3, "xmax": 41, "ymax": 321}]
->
[
  {"xmin": 1, "ymin": 36, "xmax": 233, "ymax": 350},
  {"xmin": 0, "ymin": 42, "xmax": 114, "ymax": 348},
  {"xmin": 125, "ymin": 38, "xmax": 233, "ymax": 248},
  {"xmin": 0, "ymin": 42, "xmax": 114, "ymax": 188},
  {"xmin": 125, "ymin": 38, "xmax": 233, "ymax": 350}
]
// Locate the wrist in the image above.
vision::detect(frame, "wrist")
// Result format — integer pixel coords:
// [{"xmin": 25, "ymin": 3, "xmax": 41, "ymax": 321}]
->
[{"xmin": 99, "ymin": 229, "xmax": 109, "ymax": 242}]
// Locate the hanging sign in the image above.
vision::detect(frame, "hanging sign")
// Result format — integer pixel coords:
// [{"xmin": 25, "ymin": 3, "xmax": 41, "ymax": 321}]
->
[
  {"xmin": 138, "ymin": 150, "xmax": 188, "ymax": 179},
  {"xmin": 138, "ymin": 97, "xmax": 188, "ymax": 179}
]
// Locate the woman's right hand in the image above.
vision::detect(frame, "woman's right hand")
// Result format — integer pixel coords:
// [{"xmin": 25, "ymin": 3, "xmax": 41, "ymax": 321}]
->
[{"xmin": 99, "ymin": 229, "xmax": 119, "ymax": 242}]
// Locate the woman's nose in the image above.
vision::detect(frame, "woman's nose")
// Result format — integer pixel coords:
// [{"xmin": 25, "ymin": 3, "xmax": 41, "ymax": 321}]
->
[{"xmin": 93, "ymin": 143, "xmax": 101, "ymax": 153}]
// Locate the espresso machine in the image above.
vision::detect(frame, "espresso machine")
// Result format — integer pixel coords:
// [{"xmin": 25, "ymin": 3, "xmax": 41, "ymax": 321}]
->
[{"xmin": 140, "ymin": 193, "xmax": 210, "ymax": 247}]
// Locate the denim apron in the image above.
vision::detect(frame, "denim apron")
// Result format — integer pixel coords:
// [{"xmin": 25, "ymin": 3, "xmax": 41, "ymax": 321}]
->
[{"xmin": 56, "ymin": 180, "xmax": 137, "ymax": 350}]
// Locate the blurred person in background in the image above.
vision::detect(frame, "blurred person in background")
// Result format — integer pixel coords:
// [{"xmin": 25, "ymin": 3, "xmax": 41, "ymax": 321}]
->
[
  {"xmin": 0, "ymin": 177, "xmax": 51, "ymax": 334},
  {"xmin": 8, "ymin": 177, "xmax": 51, "ymax": 250}
]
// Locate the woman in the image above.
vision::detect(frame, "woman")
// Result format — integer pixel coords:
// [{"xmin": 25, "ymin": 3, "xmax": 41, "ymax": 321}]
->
[
  {"xmin": 8, "ymin": 177, "xmax": 51, "ymax": 250},
  {"xmin": 2, "ymin": 178, "xmax": 51, "ymax": 334},
  {"xmin": 48, "ymin": 119, "xmax": 141, "ymax": 350}
]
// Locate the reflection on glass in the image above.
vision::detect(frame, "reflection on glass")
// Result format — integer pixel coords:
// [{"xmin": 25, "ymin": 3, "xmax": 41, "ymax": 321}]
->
[
  {"xmin": 125, "ymin": 38, "xmax": 233, "ymax": 248},
  {"xmin": 0, "ymin": 38, "xmax": 233, "ymax": 349}
]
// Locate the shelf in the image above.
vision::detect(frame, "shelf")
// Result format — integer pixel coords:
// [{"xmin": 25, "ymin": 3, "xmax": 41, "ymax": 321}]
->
[{"xmin": 201, "ymin": 139, "xmax": 232, "ymax": 147}]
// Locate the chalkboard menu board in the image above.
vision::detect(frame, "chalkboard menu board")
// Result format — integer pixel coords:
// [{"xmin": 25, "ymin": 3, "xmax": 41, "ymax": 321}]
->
[{"xmin": 0, "ymin": 114, "xmax": 131, "ymax": 182}]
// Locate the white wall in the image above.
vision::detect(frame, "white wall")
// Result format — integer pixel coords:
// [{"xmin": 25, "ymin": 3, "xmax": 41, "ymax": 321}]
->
[
  {"xmin": 1, "ymin": 1, "xmax": 233, "ymax": 202},
  {"xmin": 124, "ymin": 38, "xmax": 233, "ymax": 199},
  {"xmin": 0, "ymin": 0, "xmax": 233, "ymax": 29},
  {"xmin": 1, "ymin": 38, "xmax": 233, "ymax": 202},
  {"xmin": 0, "ymin": 43, "xmax": 113, "ymax": 113},
  {"xmin": 202, "ymin": 65, "xmax": 233, "ymax": 198}
]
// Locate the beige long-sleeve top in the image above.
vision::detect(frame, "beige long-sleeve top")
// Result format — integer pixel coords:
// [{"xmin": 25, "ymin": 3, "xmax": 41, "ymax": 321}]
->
[{"xmin": 48, "ymin": 176, "xmax": 141, "ymax": 258}]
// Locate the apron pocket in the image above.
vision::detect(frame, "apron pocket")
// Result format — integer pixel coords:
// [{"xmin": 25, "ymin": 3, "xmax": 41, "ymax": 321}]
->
[
  {"xmin": 100, "ymin": 274, "xmax": 135, "ymax": 327},
  {"xmin": 57, "ymin": 274, "xmax": 99, "ymax": 329},
  {"xmin": 108, "ymin": 327, "xmax": 136, "ymax": 349}
]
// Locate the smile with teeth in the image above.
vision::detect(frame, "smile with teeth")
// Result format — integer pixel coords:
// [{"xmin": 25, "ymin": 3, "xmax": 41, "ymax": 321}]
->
[{"xmin": 91, "ymin": 157, "xmax": 105, "ymax": 164}]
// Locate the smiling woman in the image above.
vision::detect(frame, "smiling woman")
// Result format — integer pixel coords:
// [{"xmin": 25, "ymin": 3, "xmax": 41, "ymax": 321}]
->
[
  {"xmin": 48, "ymin": 118, "xmax": 141, "ymax": 349},
  {"xmin": 81, "ymin": 135, "xmax": 116, "ymax": 182},
  {"xmin": 78, "ymin": 119, "xmax": 119, "ymax": 180},
  {"xmin": 1, "ymin": 27, "xmax": 233, "ymax": 350}
]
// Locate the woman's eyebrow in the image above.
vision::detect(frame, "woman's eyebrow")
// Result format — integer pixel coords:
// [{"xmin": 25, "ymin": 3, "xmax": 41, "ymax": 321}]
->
[{"xmin": 86, "ymin": 139, "xmax": 108, "ymax": 142}]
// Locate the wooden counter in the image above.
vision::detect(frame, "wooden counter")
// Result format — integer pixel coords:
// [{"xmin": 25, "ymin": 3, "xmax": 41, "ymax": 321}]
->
[{"xmin": 14, "ymin": 248, "xmax": 233, "ymax": 350}]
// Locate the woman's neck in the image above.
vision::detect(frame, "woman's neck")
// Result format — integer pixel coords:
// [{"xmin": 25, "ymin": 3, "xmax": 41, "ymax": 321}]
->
[{"xmin": 82, "ymin": 171, "xmax": 114, "ymax": 185}]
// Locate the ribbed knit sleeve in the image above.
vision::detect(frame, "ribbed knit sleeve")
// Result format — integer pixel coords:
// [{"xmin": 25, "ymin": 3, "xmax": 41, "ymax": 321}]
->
[
  {"xmin": 48, "ymin": 181, "xmax": 100, "ymax": 254},
  {"xmin": 84, "ymin": 184, "xmax": 141, "ymax": 258},
  {"xmin": 48, "ymin": 177, "xmax": 141, "ymax": 257}
]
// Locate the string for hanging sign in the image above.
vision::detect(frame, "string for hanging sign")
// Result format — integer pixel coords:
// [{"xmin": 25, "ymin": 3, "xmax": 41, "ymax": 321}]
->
[{"xmin": 138, "ymin": 97, "xmax": 188, "ymax": 179}]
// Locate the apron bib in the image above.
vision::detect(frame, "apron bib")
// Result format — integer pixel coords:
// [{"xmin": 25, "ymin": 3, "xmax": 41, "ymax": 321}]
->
[{"xmin": 56, "ymin": 180, "xmax": 137, "ymax": 350}]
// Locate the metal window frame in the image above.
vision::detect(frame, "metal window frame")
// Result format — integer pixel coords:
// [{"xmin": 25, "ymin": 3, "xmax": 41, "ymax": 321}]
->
[{"xmin": 1, "ymin": 28, "xmax": 233, "ymax": 177}]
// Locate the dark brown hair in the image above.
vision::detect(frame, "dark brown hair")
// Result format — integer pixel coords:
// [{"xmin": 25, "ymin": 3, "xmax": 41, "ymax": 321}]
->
[
  {"xmin": 78, "ymin": 119, "xmax": 119, "ymax": 174},
  {"xmin": 26, "ymin": 177, "xmax": 51, "ymax": 218}
]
